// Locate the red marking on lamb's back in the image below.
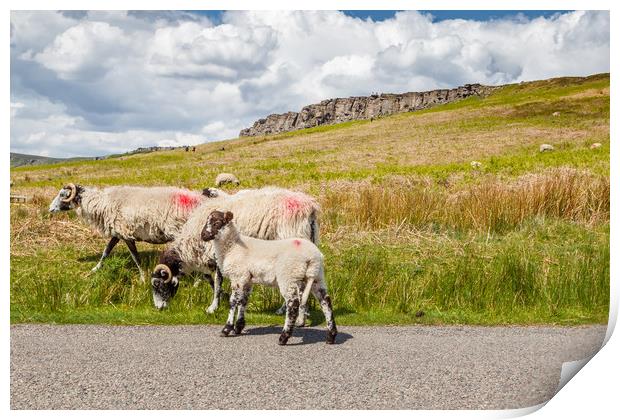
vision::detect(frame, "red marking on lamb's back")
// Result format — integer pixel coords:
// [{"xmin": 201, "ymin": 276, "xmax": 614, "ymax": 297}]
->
[
  {"xmin": 293, "ymin": 239, "xmax": 301, "ymax": 247},
  {"xmin": 173, "ymin": 191, "xmax": 201, "ymax": 211}
]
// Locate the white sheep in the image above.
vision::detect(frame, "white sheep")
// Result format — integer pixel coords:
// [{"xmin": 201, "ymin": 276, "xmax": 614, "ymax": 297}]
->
[
  {"xmin": 470, "ymin": 161, "xmax": 482, "ymax": 169},
  {"xmin": 552, "ymin": 111, "xmax": 561, "ymax": 117},
  {"xmin": 539, "ymin": 144, "xmax": 555, "ymax": 152},
  {"xmin": 150, "ymin": 186, "xmax": 320, "ymax": 314},
  {"xmin": 590, "ymin": 143, "xmax": 602, "ymax": 149},
  {"xmin": 215, "ymin": 173, "xmax": 240, "ymax": 187},
  {"xmin": 49, "ymin": 184, "xmax": 206, "ymax": 281},
  {"xmin": 200, "ymin": 210, "xmax": 337, "ymax": 345}
]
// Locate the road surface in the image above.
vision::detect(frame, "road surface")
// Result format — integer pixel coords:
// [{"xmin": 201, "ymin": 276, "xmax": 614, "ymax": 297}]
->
[{"xmin": 10, "ymin": 324, "xmax": 606, "ymax": 409}]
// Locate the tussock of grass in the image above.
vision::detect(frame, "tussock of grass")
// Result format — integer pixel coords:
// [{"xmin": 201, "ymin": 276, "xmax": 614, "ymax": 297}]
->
[{"xmin": 321, "ymin": 167, "xmax": 609, "ymax": 233}]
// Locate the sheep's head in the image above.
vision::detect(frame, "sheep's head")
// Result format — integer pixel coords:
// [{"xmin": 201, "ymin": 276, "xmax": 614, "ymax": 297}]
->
[
  {"xmin": 49, "ymin": 183, "xmax": 84, "ymax": 213},
  {"xmin": 151, "ymin": 248, "xmax": 182, "ymax": 310},
  {"xmin": 201, "ymin": 210, "xmax": 233, "ymax": 241},
  {"xmin": 202, "ymin": 187, "xmax": 220, "ymax": 198}
]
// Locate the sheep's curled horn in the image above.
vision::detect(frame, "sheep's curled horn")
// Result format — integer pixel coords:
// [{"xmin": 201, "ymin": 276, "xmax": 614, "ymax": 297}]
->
[
  {"xmin": 61, "ymin": 183, "xmax": 77, "ymax": 203},
  {"xmin": 153, "ymin": 264, "xmax": 173, "ymax": 283}
]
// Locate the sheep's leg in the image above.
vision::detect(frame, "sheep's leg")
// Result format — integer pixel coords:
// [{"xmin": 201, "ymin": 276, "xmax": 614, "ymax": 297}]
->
[
  {"xmin": 221, "ymin": 286, "xmax": 240, "ymax": 337},
  {"xmin": 234, "ymin": 285, "xmax": 252, "ymax": 335},
  {"xmin": 124, "ymin": 239, "xmax": 145, "ymax": 283},
  {"xmin": 205, "ymin": 268, "xmax": 224, "ymax": 314},
  {"xmin": 276, "ymin": 299, "xmax": 310, "ymax": 319},
  {"xmin": 278, "ymin": 296, "xmax": 300, "ymax": 346},
  {"xmin": 91, "ymin": 237, "xmax": 120, "ymax": 272},
  {"xmin": 312, "ymin": 285, "xmax": 337, "ymax": 344}
]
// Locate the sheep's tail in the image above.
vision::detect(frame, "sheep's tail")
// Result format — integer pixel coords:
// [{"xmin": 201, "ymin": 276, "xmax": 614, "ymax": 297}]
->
[{"xmin": 301, "ymin": 276, "xmax": 315, "ymax": 309}]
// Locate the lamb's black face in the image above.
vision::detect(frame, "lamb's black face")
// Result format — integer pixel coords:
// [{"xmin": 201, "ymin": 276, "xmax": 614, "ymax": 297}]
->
[{"xmin": 201, "ymin": 210, "xmax": 233, "ymax": 241}]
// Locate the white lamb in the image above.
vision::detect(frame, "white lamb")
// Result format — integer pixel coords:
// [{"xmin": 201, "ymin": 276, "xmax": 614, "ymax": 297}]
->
[
  {"xmin": 150, "ymin": 187, "xmax": 320, "ymax": 313},
  {"xmin": 49, "ymin": 183, "xmax": 206, "ymax": 281},
  {"xmin": 200, "ymin": 210, "xmax": 337, "ymax": 345}
]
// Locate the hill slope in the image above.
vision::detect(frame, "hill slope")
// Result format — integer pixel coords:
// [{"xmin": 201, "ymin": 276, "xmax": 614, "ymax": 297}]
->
[{"xmin": 10, "ymin": 73, "xmax": 610, "ymax": 326}]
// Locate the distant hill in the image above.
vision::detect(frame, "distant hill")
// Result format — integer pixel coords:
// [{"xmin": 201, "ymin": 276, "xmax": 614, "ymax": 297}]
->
[{"xmin": 10, "ymin": 152, "xmax": 72, "ymax": 167}]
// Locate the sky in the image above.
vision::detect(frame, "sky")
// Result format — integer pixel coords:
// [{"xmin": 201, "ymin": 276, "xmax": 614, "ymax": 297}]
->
[{"xmin": 10, "ymin": 10, "xmax": 610, "ymax": 158}]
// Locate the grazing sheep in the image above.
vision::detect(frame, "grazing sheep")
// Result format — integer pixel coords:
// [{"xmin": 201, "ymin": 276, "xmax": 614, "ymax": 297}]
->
[
  {"xmin": 590, "ymin": 143, "xmax": 602, "ymax": 149},
  {"xmin": 552, "ymin": 111, "xmax": 561, "ymax": 117},
  {"xmin": 49, "ymin": 184, "xmax": 206, "ymax": 281},
  {"xmin": 215, "ymin": 173, "xmax": 240, "ymax": 187},
  {"xmin": 539, "ymin": 144, "xmax": 555, "ymax": 153},
  {"xmin": 470, "ymin": 161, "xmax": 482, "ymax": 169},
  {"xmin": 201, "ymin": 210, "xmax": 337, "ymax": 345},
  {"xmin": 150, "ymin": 187, "xmax": 320, "ymax": 313}
]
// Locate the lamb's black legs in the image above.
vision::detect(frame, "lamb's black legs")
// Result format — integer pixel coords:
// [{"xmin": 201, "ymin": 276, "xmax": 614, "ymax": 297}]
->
[
  {"xmin": 91, "ymin": 237, "xmax": 120, "ymax": 273},
  {"xmin": 221, "ymin": 285, "xmax": 251, "ymax": 336},
  {"xmin": 313, "ymin": 286, "xmax": 337, "ymax": 344},
  {"xmin": 278, "ymin": 297, "xmax": 300, "ymax": 345},
  {"xmin": 124, "ymin": 239, "xmax": 145, "ymax": 282}
]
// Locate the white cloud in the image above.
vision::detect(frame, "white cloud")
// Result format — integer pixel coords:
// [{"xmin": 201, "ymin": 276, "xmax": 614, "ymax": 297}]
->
[{"xmin": 10, "ymin": 10, "xmax": 610, "ymax": 158}]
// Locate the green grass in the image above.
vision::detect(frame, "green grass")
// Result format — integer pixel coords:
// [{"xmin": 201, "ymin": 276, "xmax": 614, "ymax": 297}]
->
[
  {"xmin": 10, "ymin": 73, "xmax": 610, "ymax": 326},
  {"xmin": 10, "ymin": 220, "xmax": 609, "ymax": 326}
]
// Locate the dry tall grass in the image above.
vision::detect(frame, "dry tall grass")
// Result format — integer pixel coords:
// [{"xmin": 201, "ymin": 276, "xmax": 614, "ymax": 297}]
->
[{"xmin": 320, "ymin": 167, "xmax": 609, "ymax": 233}]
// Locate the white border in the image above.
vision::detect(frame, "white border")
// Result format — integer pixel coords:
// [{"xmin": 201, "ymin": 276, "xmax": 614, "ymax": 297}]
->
[{"xmin": 3, "ymin": 1, "xmax": 616, "ymax": 419}]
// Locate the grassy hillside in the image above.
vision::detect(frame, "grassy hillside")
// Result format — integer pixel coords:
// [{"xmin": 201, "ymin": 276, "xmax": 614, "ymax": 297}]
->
[{"xmin": 10, "ymin": 73, "xmax": 610, "ymax": 326}]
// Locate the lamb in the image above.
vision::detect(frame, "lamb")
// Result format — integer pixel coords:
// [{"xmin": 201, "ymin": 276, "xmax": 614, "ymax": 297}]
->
[
  {"xmin": 200, "ymin": 210, "xmax": 337, "ymax": 345},
  {"xmin": 539, "ymin": 144, "xmax": 555, "ymax": 152},
  {"xmin": 49, "ymin": 183, "xmax": 206, "ymax": 281},
  {"xmin": 215, "ymin": 173, "xmax": 240, "ymax": 187},
  {"xmin": 150, "ymin": 186, "xmax": 320, "ymax": 313}
]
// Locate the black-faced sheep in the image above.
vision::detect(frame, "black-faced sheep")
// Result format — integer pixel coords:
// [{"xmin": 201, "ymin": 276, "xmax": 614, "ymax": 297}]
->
[
  {"xmin": 150, "ymin": 186, "xmax": 320, "ymax": 312},
  {"xmin": 49, "ymin": 184, "xmax": 206, "ymax": 281},
  {"xmin": 201, "ymin": 210, "xmax": 337, "ymax": 345}
]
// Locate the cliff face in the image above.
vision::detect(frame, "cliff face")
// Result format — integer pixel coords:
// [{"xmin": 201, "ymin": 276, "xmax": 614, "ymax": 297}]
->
[{"xmin": 239, "ymin": 84, "xmax": 493, "ymax": 137}]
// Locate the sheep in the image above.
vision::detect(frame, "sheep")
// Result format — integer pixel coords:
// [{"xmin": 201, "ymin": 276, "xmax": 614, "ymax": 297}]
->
[
  {"xmin": 590, "ymin": 143, "xmax": 602, "ymax": 149},
  {"xmin": 215, "ymin": 173, "xmax": 240, "ymax": 187},
  {"xmin": 539, "ymin": 144, "xmax": 555, "ymax": 152},
  {"xmin": 470, "ymin": 161, "xmax": 482, "ymax": 169},
  {"xmin": 200, "ymin": 210, "xmax": 337, "ymax": 345},
  {"xmin": 49, "ymin": 183, "xmax": 206, "ymax": 281},
  {"xmin": 552, "ymin": 111, "xmax": 561, "ymax": 117},
  {"xmin": 150, "ymin": 186, "xmax": 320, "ymax": 314}
]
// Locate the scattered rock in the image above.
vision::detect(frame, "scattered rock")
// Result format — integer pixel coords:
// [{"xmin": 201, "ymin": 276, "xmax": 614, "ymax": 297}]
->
[
  {"xmin": 539, "ymin": 144, "xmax": 555, "ymax": 152},
  {"xmin": 590, "ymin": 143, "xmax": 602, "ymax": 149}
]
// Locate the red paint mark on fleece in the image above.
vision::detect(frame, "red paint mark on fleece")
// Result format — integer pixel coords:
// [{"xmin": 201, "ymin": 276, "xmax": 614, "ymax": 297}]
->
[
  {"xmin": 173, "ymin": 192, "xmax": 201, "ymax": 211},
  {"xmin": 293, "ymin": 239, "xmax": 301, "ymax": 247},
  {"xmin": 283, "ymin": 196, "xmax": 303, "ymax": 215}
]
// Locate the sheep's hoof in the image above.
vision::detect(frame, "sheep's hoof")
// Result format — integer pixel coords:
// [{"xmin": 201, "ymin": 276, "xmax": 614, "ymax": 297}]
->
[
  {"xmin": 205, "ymin": 304, "xmax": 218, "ymax": 314},
  {"xmin": 220, "ymin": 324, "xmax": 233, "ymax": 337},
  {"xmin": 326, "ymin": 331, "xmax": 337, "ymax": 344},
  {"xmin": 278, "ymin": 332, "xmax": 291, "ymax": 345},
  {"xmin": 234, "ymin": 318, "xmax": 246, "ymax": 335}
]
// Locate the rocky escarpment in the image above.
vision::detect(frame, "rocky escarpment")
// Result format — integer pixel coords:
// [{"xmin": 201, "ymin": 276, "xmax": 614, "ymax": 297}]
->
[{"xmin": 240, "ymin": 84, "xmax": 494, "ymax": 137}]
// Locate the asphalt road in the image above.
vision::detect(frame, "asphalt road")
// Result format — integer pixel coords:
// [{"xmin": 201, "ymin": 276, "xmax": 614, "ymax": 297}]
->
[{"xmin": 10, "ymin": 324, "xmax": 606, "ymax": 410}]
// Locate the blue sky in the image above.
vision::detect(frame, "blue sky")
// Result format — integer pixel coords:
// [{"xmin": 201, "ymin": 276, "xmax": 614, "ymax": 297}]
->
[
  {"xmin": 191, "ymin": 10, "xmax": 572, "ymax": 23},
  {"xmin": 10, "ymin": 10, "xmax": 609, "ymax": 158}
]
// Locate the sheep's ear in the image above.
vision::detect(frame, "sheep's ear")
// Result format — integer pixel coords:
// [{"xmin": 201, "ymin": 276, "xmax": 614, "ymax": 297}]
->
[{"xmin": 225, "ymin": 211, "xmax": 233, "ymax": 223}]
